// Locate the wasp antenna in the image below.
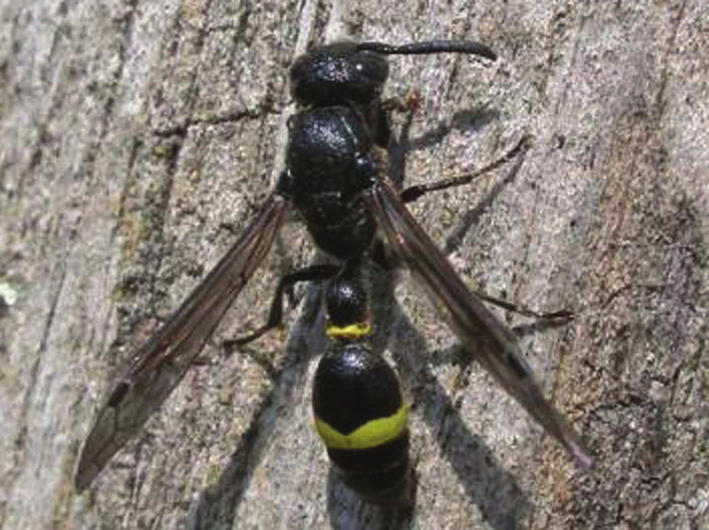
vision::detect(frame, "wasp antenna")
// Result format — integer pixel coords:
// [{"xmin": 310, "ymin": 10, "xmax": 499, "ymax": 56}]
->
[{"xmin": 356, "ymin": 40, "xmax": 497, "ymax": 61}]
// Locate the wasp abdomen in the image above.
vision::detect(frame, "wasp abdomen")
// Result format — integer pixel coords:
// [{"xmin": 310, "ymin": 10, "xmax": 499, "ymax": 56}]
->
[{"xmin": 312, "ymin": 342, "xmax": 409, "ymax": 500}]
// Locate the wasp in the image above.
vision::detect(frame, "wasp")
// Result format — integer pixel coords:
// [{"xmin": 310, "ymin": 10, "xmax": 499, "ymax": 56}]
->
[{"xmin": 75, "ymin": 40, "xmax": 593, "ymax": 499}]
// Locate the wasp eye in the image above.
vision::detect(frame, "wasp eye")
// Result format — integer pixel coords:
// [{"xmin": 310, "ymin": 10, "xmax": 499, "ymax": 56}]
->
[{"xmin": 355, "ymin": 153, "xmax": 376, "ymax": 175}]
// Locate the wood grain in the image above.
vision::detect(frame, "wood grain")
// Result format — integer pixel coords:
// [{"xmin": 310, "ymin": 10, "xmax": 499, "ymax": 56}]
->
[{"xmin": 1, "ymin": 1, "xmax": 706, "ymax": 528}]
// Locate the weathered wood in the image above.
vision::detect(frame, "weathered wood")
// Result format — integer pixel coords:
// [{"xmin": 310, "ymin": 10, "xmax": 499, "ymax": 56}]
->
[{"xmin": 1, "ymin": 1, "xmax": 706, "ymax": 528}]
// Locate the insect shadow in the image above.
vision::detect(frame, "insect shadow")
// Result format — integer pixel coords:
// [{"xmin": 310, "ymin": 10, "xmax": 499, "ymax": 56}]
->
[
  {"xmin": 388, "ymin": 103, "xmax": 500, "ymax": 190},
  {"xmin": 189, "ymin": 283, "xmax": 328, "ymax": 529},
  {"xmin": 324, "ymin": 149, "xmax": 535, "ymax": 530}
]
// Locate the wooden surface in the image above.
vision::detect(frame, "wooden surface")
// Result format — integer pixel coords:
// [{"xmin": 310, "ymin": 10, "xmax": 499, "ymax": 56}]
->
[{"xmin": 1, "ymin": 1, "xmax": 707, "ymax": 528}]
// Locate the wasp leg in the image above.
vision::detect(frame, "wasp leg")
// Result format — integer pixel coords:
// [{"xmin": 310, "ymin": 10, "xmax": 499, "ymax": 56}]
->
[
  {"xmin": 396, "ymin": 134, "xmax": 569, "ymax": 323},
  {"xmin": 386, "ymin": 90, "xmax": 422, "ymax": 189},
  {"xmin": 400, "ymin": 134, "xmax": 532, "ymax": 203},
  {"xmin": 471, "ymin": 289, "xmax": 573, "ymax": 322},
  {"xmin": 373, "ymin": 237, "xmax": 571, "ymax": 323},
  {"xmin": 225, "ymin": 264, "xmax": 340, "ymax": 350},
  {"xmin": 380, "ymin": 90, "xmax": 422, "ymax": 115}
]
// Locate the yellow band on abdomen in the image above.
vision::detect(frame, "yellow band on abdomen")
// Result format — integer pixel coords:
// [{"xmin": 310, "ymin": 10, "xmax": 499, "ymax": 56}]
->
[{"xmin": 314, "ymin": 404, "xmax": 407, "ymax": 450}]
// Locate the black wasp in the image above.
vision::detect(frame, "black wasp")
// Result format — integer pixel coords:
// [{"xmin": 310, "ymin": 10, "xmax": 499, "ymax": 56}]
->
[{"xmin": 75, "ymin": 39, "xmax": 593, "ymax": 500}]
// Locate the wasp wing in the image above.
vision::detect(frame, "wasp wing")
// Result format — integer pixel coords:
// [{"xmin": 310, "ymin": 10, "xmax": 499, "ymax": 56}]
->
[
  {"xmin": 75, "ymin": 193, "xmax": 290, "ymax": 490},
  {"xmin": 367, "ymin": 179, "xmax": 592, "ymax": 467}
]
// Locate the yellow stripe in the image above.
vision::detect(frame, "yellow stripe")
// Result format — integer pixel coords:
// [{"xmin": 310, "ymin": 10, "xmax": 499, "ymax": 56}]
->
[
  {"xmin": 325, "ymin": 322, "xmax": 372, "ymax": 340},
  {"xmin": 314, "ymin": 404, "xmax": 407, "ymax": 450}
]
